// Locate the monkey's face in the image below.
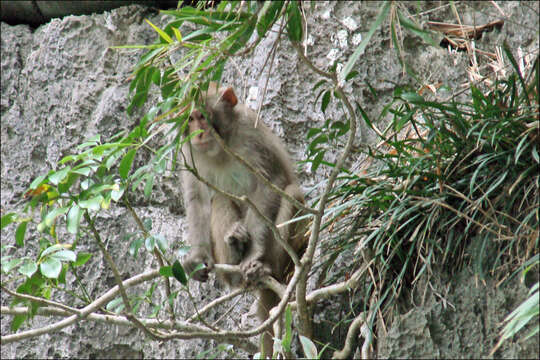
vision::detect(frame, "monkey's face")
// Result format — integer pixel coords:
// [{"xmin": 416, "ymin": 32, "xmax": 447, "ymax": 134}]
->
[{"xmin": 188, "ymin": 109, "xmax": 221, "ymax": 157}]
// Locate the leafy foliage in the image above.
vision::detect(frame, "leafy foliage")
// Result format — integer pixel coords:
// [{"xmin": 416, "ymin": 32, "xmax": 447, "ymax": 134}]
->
[
  {"xmin": 317, "ymin": 50, "xmax": 539, "ymax": 335},
  {"xmin": 2, "ymin": 0, "xmax": 537, "ymax": 357}
]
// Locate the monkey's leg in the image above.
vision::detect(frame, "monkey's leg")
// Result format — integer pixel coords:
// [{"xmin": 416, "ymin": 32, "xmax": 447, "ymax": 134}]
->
[
  {"xmin": 240, "ymin": 186, "xmax": 279, "ymax": 284},
  {"xmin": 211, "ymin": 193, "xmax": 246, "ymax": 286},
  {"xmin": 211, "ymin": 194, "xmax": 248, "ymax": 263},
  {"xmin": 257, "ymin": 289, "xmax": 281, "ymax": 358}
]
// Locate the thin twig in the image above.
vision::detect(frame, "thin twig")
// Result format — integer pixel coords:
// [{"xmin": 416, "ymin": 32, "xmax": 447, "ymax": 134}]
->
[
  {"xmin": 291, "ymin": 38, "xmax": 360, "ymax": 339},
  {"xmin": 84, "ymin": 211, "xmax": 132, "ymax": 313},
  {"xmin": 1, "ymin": 270, "xmax": 160, "ymax": 344},
  {"xmin": 1, "ymin": 285, "xmax": 81, "ymax": 315},
  {"xmin": 124, "ymin": 198, "xmax": 175, "ymax": 321}
]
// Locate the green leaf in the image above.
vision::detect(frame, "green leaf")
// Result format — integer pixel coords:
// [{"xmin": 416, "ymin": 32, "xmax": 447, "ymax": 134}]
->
[
  {"xmin": 299, "ymin": 335, "xmax": 318, "ymax": 359},
  {"xmin": 172, "ymin": 260, "xmax": 188, "ymax": 285},
  {"xmin": 345, "ymin": 70, "xmax": 359, "ymax": 81},
  {"xmin": 2, "ymin": 258, "xmax": 22, "ymax": 273},
  {"xmin": 144, "ymin": 174, "xmax": 154, "ymax": 198},
  {"xmin": 40, "ymin": 244, "xmax": 65, "ymax": 258},
  {"xmin": 18, "ymin": 260, "xmax": 38, "ymax": 277},
  {"xmin": 321, "ymin": 90, "xmax": 331, "ymax": 113},
  {"xmin": 106, "ymin": 297, "xmax": 125, "ymax": 313},
  {"xmin": 145, "ymin": 236, "xmax": 156, "ymax": 252},
  {"xmin": 129, "ymin": 237, "xmax": 144, "ymax": 258},
  {"xmin": 154, "ymin": 234, "xmax": 169, "ymax": 252},
  {"xmin": 256, "ymin": 1, "xmax": 284, "ymax": 37},
  {"xmin": 50, "ymin": 249, "xmax": 76, "ymax": 262},
  {"xmin": 11, "ymin": 314, "xmax": 27, "ymax": 332},
  {"xmin": 2, "ymin": 213, "xmax": 17, "ymax": 229},
  {"xmin": 119, "ymin": 149, "xmax": 137, "ymax": 180},
  {"xmin": 111, "ymin": 185, "xmax": 125, "ymax": 202},
  {"xmin": 397, "ymin": 10, "xmax": 439, "ymax": 47},
  {"xmin": 73, "ymin": 252, "xmax": 92, "ymax": 267},
  {"xmin": 57, "ymin": 172, "xmax": 80, "ymax": 193},
  {"xmin": 29, "ymin": 174, "xmax": 47, "ymax": 190},
  {"xmin": 311, "ymin": 150, "xmax": 325, "ymax": 173},
  {"xmin": 146, "ymin": 19, "xmax": 173, "ymax": 44},
  {"xmin": 172, "ymin": 27, "xmax": 182, "ymax": 42},
  {"xmin": 15, "ymin": 221, "xmax": 28, "ymax": 247},
  {"xmin": 43, "ymin": 207, "xmax": 69, "ymax": 227},
  {"xmin": 282, "ymin": 305, "xmax": 293, "ymax": 352},
  {"xmin": 66, "ymin": 204, "xmax": 82, "ymax": 234},
  {"xmin": 40, "ymin": 257, "xmax": 62, "ymax": 278},
  {"xmin": 48, "ymin": 167, "xmax": 71, "ymax": 185},
  {"xmin": 143, "ymin": 218, "xmax": 152, "ymax": 231},
  {"xmin": 59, "ymin": 154, "xmax": 76, "ymax": 165},
  {"xmin": 78, "ymin": 196, "xmax": 103, "ymax": 211},
  {"xmin": 286, "ymin": 1, "xmax": 303, "ymax": 42},
  {"xmin": 70, "ymin": 167, "xmax": 93, "ymax": 176},
  {"xmin": 159, "ymin": 266, "xmax": 173, "ymax": 277},
  {"xmin": 307, "ymin": 128, "xmax": 322, "ymax": 139},
  {"xmin": 400, "ymin": 92, "xmax": 425, "ymax": 104},
  {"xmin": 514, "ymin": 135, "xmax": 529, "ymax": 164},
  {"xmin": 339, "ymin": 1, "xmax": 391, "ymax": 83}
]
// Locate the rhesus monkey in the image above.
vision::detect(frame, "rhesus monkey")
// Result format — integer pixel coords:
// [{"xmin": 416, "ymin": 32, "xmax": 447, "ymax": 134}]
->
[{"xmin": 181, "ymin": 84, "xmax": 306, "ymax": 356}]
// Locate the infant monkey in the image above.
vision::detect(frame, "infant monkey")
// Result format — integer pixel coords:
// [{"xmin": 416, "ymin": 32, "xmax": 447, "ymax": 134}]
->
[{"xmin": 181, "ymin": 84, "xmax": 306, "ymax": 356}]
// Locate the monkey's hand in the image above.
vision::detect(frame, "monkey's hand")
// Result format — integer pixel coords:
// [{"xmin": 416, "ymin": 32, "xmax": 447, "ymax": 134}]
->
[
  {"xmin": 183, "ymin": 251, "xmax": 214, "ymax": 282},
  {"xmin": 240, "ymin": 259, "xmax": 272, "ymax": 286},
  {"xmin": 225, "ymin": 222, "xmax": 250, "ymax": 262}
]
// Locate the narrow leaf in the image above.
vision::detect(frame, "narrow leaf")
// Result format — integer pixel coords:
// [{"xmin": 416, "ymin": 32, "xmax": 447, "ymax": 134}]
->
[
  {"xmin": 15, "ymin": 221, "xmax": 28, "ymax": 247},
  {"xmin": 43, "ymin": 207, "xmax": 69, "ymax": 227},
  {"xmin": 172, "ymin": 260, "xmax": 188, "ymax": 285},
  {"xmin": 1, "ymin": 213, "xmax": 17, "ymax": 229},
  {"xmin": 119, "ymin": 149, "xmax": 137, "ymax": 179},
  {"xmin": 66, "ymin": 204, "xmax": 82, "ymax": 234},
  {"xmin": 78, "ymin": 196, "xmax": 103, "ymax": 211},
  {"xmin": 145, "ymin": 19, "xmax": 173, "ymax": 44},
  {"xmin": 339, "ymin": 1, "xmax": 391, "ymax": 83}
]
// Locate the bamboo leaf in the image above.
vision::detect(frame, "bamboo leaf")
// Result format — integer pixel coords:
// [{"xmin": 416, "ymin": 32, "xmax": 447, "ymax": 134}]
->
[
  {"xmin": 339, "ymin": 1, "xmax": 391, "ymax": 84},
  {"xmin": 145, "ymin": 19, "xmax": 173, "ymax": 44}
]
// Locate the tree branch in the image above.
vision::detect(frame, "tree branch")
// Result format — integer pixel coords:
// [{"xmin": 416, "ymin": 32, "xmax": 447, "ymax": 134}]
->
[{"xmin": 1, "ymin": 270, "xmax": 160, "ymax": 344}]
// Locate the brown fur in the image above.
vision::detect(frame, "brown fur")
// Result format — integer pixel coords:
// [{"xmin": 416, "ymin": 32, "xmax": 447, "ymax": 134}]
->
[{"xmin": 181, "ymin": 85, "xmax": 307, "ymax": 357}]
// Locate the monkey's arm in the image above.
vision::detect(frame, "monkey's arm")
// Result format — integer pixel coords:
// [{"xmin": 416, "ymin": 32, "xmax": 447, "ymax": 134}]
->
[{"xmin": 182, "ymin": 171, "xmax": 214, "ymax": 282}]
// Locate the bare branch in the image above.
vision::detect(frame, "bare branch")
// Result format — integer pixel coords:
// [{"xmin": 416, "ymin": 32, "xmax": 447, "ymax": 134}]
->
[
  {"xmin": 1, "ymin": 285, "xmax": 81, "ymax": 314},
  {"xmin": 1, "ymin": 270, "xmax": 160, "ymax": 344},
  {"xmin": 84, "ymin": 211, "xmax": 133, "ymax": 313},
  {"xmin": 332, "ymin": 312, "xmax": 366, "ymax": 359},
  {"xmin": 291, "ymin": 39, "xmax": 360, "ymax": 339}
]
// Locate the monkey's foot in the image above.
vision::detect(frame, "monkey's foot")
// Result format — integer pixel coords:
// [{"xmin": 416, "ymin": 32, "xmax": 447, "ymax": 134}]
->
[
  {"xmin": 241, "ymin": 259, "xmax": 271, "ymax": 285},
  {"xmin": 184, "ymin": 253, "xmax": 214, "ymax": 282}
]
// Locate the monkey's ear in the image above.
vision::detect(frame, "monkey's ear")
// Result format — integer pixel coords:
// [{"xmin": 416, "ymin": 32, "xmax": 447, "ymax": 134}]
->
[{"xmin": 221, "ymin": 87, "xmax": 238, "ymax": 107}]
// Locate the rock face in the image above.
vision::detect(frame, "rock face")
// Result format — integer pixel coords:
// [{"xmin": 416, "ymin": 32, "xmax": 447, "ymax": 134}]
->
[{"xmin": 1, "ymin": 2, "xmax": 538, "ymax": 358}]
